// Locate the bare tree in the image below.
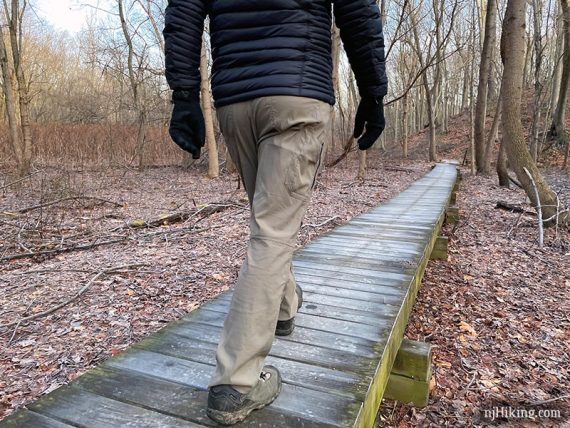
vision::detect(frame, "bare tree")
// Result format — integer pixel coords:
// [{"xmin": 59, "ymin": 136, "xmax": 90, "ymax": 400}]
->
[
  {"xmin": 200, "ymin": 34, "xmax": 218, "ymax": 179},
  {"xmin": 551, "ymin": 0, "xmax": 570, "ymax": 168},
  {"xmin": 1, "ymin": 0, "xmax": 32, "ymax": 175},
  {"xmin": 501, "ymin": 0, "xmax": 567, "ymax": 225},
  {"xmin": 118, "ymin": 0, "xmax": 147, "ymax": 168},
  {"xmin": 474, "ymin": 0, "xmax": 498, "ymax": 174}
]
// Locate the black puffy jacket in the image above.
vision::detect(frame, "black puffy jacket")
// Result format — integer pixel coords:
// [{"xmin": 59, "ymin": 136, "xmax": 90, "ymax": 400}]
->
[{"xmin": 164, "ymin": 0, "xmax": 387, "ymax": 108}]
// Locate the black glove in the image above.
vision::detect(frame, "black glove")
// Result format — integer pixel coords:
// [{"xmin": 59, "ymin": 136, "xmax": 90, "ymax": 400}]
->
[
  {"xmin": 353, "ymin": 96, "xmax": 385, "ymax": 151},
  {"xmin": 169, "ymin": 90, "xmax": 205, "ymax": 159}
]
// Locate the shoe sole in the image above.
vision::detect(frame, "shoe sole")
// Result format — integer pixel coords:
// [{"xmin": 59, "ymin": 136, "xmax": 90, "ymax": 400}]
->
[{"xmin": 206, "ymin": 382, "xmax": 282, "ymax": 425}]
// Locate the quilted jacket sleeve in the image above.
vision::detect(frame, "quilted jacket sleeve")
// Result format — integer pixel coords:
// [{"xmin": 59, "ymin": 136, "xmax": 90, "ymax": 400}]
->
[
  {"xmin": 163, "ymin": 0, "xmax": 208, "ymax": 91},
  {"xmin": 333, "ymin": 0, "xmax": 388, "ymax": 98}
]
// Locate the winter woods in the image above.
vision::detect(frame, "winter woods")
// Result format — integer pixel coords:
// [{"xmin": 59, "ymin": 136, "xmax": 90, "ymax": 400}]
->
[{"xmin": 0, "ymin": 0, "xmax": 568, "ymax": 223}]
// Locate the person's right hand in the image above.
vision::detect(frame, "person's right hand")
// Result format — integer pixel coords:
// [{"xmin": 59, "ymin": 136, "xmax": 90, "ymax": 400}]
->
[
  {"xmin": 169, "ymin": 90, "xmax": 205, "ymax": 159},
  {"xmin": 353, "ymin": 96, "xmax": 385, "ymax": 151}
]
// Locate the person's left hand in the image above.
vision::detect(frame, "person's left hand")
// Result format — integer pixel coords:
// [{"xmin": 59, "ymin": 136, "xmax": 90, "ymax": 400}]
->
[
  {"xmin": 169, "ymin": 90, "xmax": 205, "ymax": 159},
  {"xmin": 353, "ymin": 96, "xmax": 385, "ymax": 151}
]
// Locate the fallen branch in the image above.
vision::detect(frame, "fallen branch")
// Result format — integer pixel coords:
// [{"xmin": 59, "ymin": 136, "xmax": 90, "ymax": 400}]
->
[
  {"xmin": 508, "ymin": 175, "xmax": 523, "ymax": 189},
  {"xmin": 0, "ymin": 170, "xmax": 42, "ymax": 191},
  {"xmin": 1, "ymin": 236, "xmax": 131, "ymax": 262},
  {"xmin": 383, "ymin": 166, "xmax": 424, "ymax": 173},
  {"xmin": 302, "ymin": 216, "xmax": 342, "ymax": 229},
  {"xmin": 326, "ymin": 138, "xmax": 356, "ymax": 168},
  {"xmin": 18, "ymin": 196, "xmax": 122, "ymax": 214},
  {"xmin": 127, "ymin": 202, "xmax": 245, "ymax": 229},
  {"xmin": 0, "ymin": 224, "xmax": 222, "ymax": 262},
  {"xmin": 495, "ymin": 201, "xmax": 536, "ymax": 216},
  {"xmin": 528, "ymin": 394, "xmax": 570, "ymax": 406},
  {"xmin": 0, "ymin": 264, "xmax": 147, "ymax": 329}
]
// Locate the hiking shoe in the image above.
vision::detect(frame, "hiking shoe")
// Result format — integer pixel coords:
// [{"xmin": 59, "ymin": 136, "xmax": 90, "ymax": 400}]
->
[
  {"xmin": 207, "ymin": 366, "xmax": 282, "ymax": 425},
  {"xmin": 275, "ymin": 285, "xmax": 303, "ymax": 336}
]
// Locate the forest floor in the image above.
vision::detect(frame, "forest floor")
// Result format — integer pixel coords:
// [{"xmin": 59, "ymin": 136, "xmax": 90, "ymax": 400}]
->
[{"xmin": 1, "ymin": 120, "xmax": 569, "ymax": 426}]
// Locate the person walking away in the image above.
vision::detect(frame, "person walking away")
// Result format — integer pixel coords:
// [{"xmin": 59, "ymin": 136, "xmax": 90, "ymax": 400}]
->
[{"xmin": 163, "ymin": 0, "xmax": 388, "ymax": 424}]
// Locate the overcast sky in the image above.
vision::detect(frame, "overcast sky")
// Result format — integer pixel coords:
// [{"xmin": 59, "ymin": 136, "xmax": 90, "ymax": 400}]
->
[{"xmin": 33, "ymin": 0, "xmax": 92, "ymax": 33}]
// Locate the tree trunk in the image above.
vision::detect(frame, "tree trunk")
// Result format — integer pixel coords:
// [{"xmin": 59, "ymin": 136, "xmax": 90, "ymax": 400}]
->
[
  {"xmin": 497, "ymin": 138, "xmax": 510, "ymax": 188},
  {"xmin": 501, "ymin": 0, "xmax": 567, "ymax": 225},
  {"xmin": 402, "ymin": 93, "xmax": 409, "ymax": 158},
  {"xmin": 136, "ymin": 109, "xmax": 147, "ymax": 168},
  {"xmin": 4, "ymin": 0, "xmax": 32, "ymax": 175},
  {"xmin": 201, "ymin": 38, "xmax": 219, "ymax": 179},
  {"xmin": 329, "ymin": 22, "xmax": 341, "ymax": 160},
  {"xmin": 483, "ymin": 90, "xmax": 503, "ymax": 171},
  {"xmin": 522, "ymin": 26, "xmax": 533, "ymax": 89},
  {"xmin": 475, "ymin": 0, "xmax": 498, "ymax": 174},
  {"xmin": 462, "ymin": 63, "xmax": 470, "ymax": 112},
  {"xmin": 530, "ymin": 0, "xmax": 544, "ymax": 162},
  {"xmin": 357, "ymin": 150, "xmax": 367, "ymax": 181},
  {"xmin": 118, "ymin": 0, "xmax": 146, "ymax": 168},
  {"xmin": 0, "ymin": 27, "xmax": 23, "ymax": 172},
  {"xmin": 551, "ymin": 0, "xmax": 570, "ymax": 154},
  {"xmin": 550, "ymin": 7, "xmax": 563, "ymax": 113}
]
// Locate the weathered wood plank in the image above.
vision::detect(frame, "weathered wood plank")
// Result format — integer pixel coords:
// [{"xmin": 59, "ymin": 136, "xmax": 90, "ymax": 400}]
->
[
  {"xmin": 211, "ymin": 294, "xmax": 398, "ymax": 325},
  {"xmin": 305, "ymin": 234, "xmax": 424, "ymax": 251},
  {"xmin": 293, "ymin": 266, "xmax": 411, "ymax": 289},
  {"xmin": 28, "ymin": 387, "xmax": 200, "ymax": 427},
  {"xmin": 106, "ymin": 346, "xmax": 365, "ymax": 423},
  {"xmin": 209, "ymin": 290, "xmax": 400, "ymax": 325},
  {"xmin": 162, "ymin": 321, "xmax": 380, "ymax": 372},
  {"xmin": 0, "ymin": 410, "xmax": 73, "ymax": 428},
  {"xmin": 74, "ymin": 366, "xmax": 352, "ymax": 427},
  {"xmin": 300, "ymin": 241, "xmax": 422, "ymax": 259},
  {"xmin": 299, "ymin": 244, "xmax": 422, "ymax": 262},
  {"xmin": 177, "ymin": 310, "xmax": 380, "ymax": 358},
  {"xmin": 294, "ymin": 254, "xmax": 419, "ymax": 277},
  {"xmin": 132, "ymin": 335, "xmax": 371, "ymax": 401},
  {"xmin": 292, "ymin": 260, "xmax": 414, "ymax": 283},
  {"xmin": 204, "ymin": 303, "xmax": 389, "ymax": 342},
  {"xmin": 290, "ymin": 273, "xmax": 409, "ymax": 296},
  {"xmin": 299, "ymin": 284, "xmax": 403, "ymax": 307}
]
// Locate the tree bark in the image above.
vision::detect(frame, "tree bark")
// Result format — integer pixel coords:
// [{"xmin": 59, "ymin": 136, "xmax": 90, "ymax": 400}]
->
[
  {"xmin": 551, "ymin": 0, "xmax": 570, "ymax": 158},
  {"xmin": 550, "ymin": 7, "xmax": 563, "ymax": 114},
  {"xmin": 0, "ymin": 27, "xmax": 22, "ymax": 172},
  {"xmin": 4, "ymin": 0, "xmax": 32, "ymax": 174},
  {"xmin": 483, "ymin": 90, "xmax": 502, "ymax": 171},
  {"xmin": 357, "ymin": 150, "xmax": 367, "ymax": 181},
  {"xmin": 501, "ymin": 0, "xmax": 567, "ymax": 225},
  {"xmin": 530, "ymin": 0, "xmax": 544, "ymax": 162},
  {"xmin": 329, "ymin": 21, "xmax": 341, "ymax": 160},
  {"xmin": 118, "ymin": 0, "xmax": 146, "ymax": 168},
  {"xmin": 497, "ymin": 138, "xmax": 510, "ymax": 188},
  {"xmin": 474, "ymin": 0, "xmax": 498, "ymax": 174},
  {"xmin": 402, "ymin": 93, "xmax": 409, "ymax": 158},
  {"xmin": 200, "ymin": 38, "xmax": 219, "ymax": 179}
]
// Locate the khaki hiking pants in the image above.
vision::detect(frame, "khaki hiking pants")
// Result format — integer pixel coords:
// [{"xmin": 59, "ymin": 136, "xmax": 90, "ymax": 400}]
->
[{"xmin": 210, "ymin": 96, "xmax": 332, "ymax": 392}]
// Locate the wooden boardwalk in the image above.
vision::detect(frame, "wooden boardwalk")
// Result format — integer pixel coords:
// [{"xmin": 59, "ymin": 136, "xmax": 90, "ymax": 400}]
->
[{"xmin": 1, "ymin": 162, "xmax": 459, "ymax": 428}]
